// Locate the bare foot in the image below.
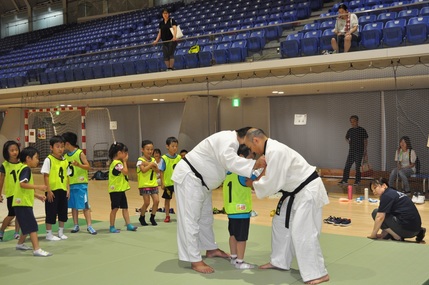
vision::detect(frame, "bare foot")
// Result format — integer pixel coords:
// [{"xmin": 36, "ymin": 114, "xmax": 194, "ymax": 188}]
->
[
  {"xmin": 305, "ymin": 274, "xmax": 330, "ymax": 284},
  {"xmin": 191, "ymin": 261, "xmax": 214, "ymax": 274},
  {"xmin": 206, "ymin": 248, "xmax": 230, "ymax": 259},
  {"xmin": 259, "ymin": 262, "xmax": 281, "ymax": 269}
]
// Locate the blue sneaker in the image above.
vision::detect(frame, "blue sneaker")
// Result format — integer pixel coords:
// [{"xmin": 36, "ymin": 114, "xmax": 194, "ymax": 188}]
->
[
  {"xmin": 87, "ymin": 226, "xmax": 97, "ymax": 235},
  {"xmin": 126, "ymin": 224, "xmax": 137, "ymax": 231},
  {"xmin": 109, "ymin": 226, "xmax": 120, "ymax": 233},
  {"xmin": 71, "ymin": 225, "xmax": 80, "ymax": 233}
]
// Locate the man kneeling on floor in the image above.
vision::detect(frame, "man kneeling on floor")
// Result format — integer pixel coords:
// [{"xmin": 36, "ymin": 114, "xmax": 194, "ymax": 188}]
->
[{"xmin": 368, "ymin": 178, "xmax": 426, "ymax": 242}]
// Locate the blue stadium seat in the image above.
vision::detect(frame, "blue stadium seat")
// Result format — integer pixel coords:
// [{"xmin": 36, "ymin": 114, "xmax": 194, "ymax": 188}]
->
[
  {"xmin": 221, "ymin": 35, "xmax": 235, "ymax": 43},
  {"xmin": 397, "ymin": 9, "xmax": 419, "ymax": 21},
  {"xmin": 301, "ymin": 31, "xmax": 322, "ymax": 56},
  {"xmin": 370, "ymin": 4, "xmax": 390, "ymax": 15},
  {"xmin": 198, "ymin": 45, "xmax": 214, "ymax": 67},
  {"xmin": 112, "ymin": 61, "xmax": 125, "ymax": 76},
  {"xmin": 135, "ymin": 54, "xmax": 150, "ymax": 74},
  {"xmin": 123, "ymin": 56, "xmax": 138, "ymax": 75},
  {"xmin": 280, "ymin": 33, "xmax": 303, "ymax": 58},
  {"xmin": 64, "ymin": 68, "xmax": 75, "ymax": 81},
  {"xmin": 349, "ymin": 0, "xmax": 365, "ymax": 10},
  {"xmin": 173, "ymin": 48, "xmax": 188, "ymax": 70},
  {"xmin": 266, "ymin": 20, "xmax": 283, "ymax": 41},
  {"xmin": 406, "ymin": 16, "xmax": 429, "ymax": 44},
  {"xmin": 73, "ymin": 66, "xmax": 85, "ymax": 81},
  {"xmin": 360, "ymin": 22, "xmax": 384, "ymax": 49},
  {"xmin": 228, "ymin": 40, "xmax": 248, "ymax": 63},
  {"xmin": 377, "ymin": 12, "xmax": 397, "ymax": 25},
  {"xmin": 297, "ymin": 2, "xmax": 311, "ymax": 19},
  {"xmin": 310, "ymin": 0, "xmax": 324, "ymax": 11},
  {"xmin": 421, "ymin": 6, "xmax": 429, "ymax": 16},
  {"xmin": 247, "ymin": 30, "xmax": 266, "ymax": 52},
  {"xmin": 382, "ymin": 19, "xmax": 406, "ymax": 46},
  {"xmin": 55, "ymin": 69, "xmax": 66, "ymax": 83},
  {"xmin": 282, "ymin": 11, "xmax": 298, "ymax": 29},
  {"xmin": 147, "ymin": 52, "xmax": 164, "ymax": 72},
  {"xmin": 83, "ymin": 63, "xmax": 95, "ymax": 80},
  {"xmin": 303, "ymin": 23, "xmax": 320, "ymax": 32},
  {"xmin": 413, "ymin": 0, "xmax": 429, "ymax": 9},
  {"xmin": 39, "ymin": 72, "xmax": 49, "ymax": 85},
  {"xmin": 359, "ymin": 15, "xmax": 377, "ymax": 26},
  {"xmin": 319, "ymin": 20, "xmax": 335, "ymax": 31},
  {"xmin": 185, "ymin": 51, "xmax": 199, "ymax": 68},
  {"xmin": 213, "ymin": 43, "xmax": 231, "ymax": 64},
  {"xmin": 320, "ymin": 29, "xmax": 335, "ymax": 52}
]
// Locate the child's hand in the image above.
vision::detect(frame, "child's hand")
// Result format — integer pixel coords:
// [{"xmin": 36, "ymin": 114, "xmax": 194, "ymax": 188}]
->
[
  {"xmin": 39, "ymin": 185, "xmax": 48, "ymax": 191},
  {"xmin": 72, "ymin": 160, "xmax": 80, "ymax": 166},
  {"xmin": 123, "ymin": 153, "xmax": 129, "ymax": 162},
  {"xmin": 46, "ymin": 191, "xmax": 55, "ymax": 203},
  {"xmin": 36, "ymin": 194, "xmax": 46, "ymax": 202}
]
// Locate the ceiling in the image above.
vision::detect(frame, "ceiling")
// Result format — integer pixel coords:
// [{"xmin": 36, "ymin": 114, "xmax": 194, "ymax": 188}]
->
[
  {"xmin": 0, "ymin": 0, "xmax": 64, "ymax": 15},
  {"xmin": 0, "ymin": 44, "xmax": 428, "ymax": 109}
]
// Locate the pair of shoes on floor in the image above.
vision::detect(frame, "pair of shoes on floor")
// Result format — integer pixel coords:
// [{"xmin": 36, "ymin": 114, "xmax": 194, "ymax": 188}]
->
[
  {"xmin": 416, "ymin": 227, "xmax": 426, "ymax": 242},
  {"xmin": 46, "ymin": 234, "xmax": 66, "ymax": 241},
  {"xmin": 324, "ymin": 216, "xmax": 351, "ymax": 226},
  {"xmin": 33, "ymin": 248, "xmax": 52, "ymax": 257},
  {"xmin": 71, "ymin": 225, "xmax": 80, "ymax": 233},
  {"xmin": 164, "ymin": 216, "xmax": 170, "ymax": 223},
  {"xmin": 109, "ymin": 226, "xmax": 120, "ymax": 233}
]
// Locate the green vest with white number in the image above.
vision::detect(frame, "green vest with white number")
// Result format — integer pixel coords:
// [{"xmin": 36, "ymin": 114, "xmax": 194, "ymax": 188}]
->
[{"xmin": 108, "ymin": 160, "xmax": 130, "ymax": 193}]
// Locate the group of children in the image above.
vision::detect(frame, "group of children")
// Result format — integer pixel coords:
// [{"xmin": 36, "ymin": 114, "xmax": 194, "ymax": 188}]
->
[
  {"xmin": 0, "ymin": 133, "xmax": 186, "ymax": 257},
  {"xmin": 109, "ymin": 137, "xmax": 183, "ymax": 231},
  {"xmin": 0, "ymin": 133, "xmax": 95, "ymax": 256}
]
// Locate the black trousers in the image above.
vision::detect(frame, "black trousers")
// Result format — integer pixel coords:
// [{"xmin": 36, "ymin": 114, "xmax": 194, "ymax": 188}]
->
[{"xmin": 342, "ymin": 150, "xmax": 363, "ymax": 183}]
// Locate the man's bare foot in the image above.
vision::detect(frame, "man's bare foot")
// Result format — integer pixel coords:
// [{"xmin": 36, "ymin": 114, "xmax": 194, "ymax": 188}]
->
[
  {"xmin": 191, "ymin": 261, "xmax": 214, "ymax": 274},
  {"xmin": 259, "ymin": 262, "xmax": 281, "ymax": 269},
  {"xmin": 206, "ymin": 248, "xmax": 230, "ymax": 259},
  {"xmin": 305, "ymin": 274, "xmax": 330, "ymax": 284}
]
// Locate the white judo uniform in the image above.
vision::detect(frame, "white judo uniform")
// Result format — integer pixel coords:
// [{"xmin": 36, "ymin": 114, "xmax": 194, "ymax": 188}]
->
[
  {"xmin": 252, "ymin": 138, "xmax": 329, "ymax": 282},
  {"xmin": 172, "ymin": 130, "xmax": 255, "ymax": 262}
]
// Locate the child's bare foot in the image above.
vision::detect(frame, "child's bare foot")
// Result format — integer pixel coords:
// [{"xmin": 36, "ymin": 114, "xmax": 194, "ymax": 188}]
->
[
  {"xmin": 305, "ymin": 274, "xmax": 330, "ymax": 284},
  {"xmin": 191, "ymin": 261, "xmax": 214, "ymax": 274},
  {"xmin": 259, "ymin": 262, "xmax": 282, "ymax": 269},
  {"xmin": 206, "ymin": 248, "xmax": 229, "ymax": 258}
]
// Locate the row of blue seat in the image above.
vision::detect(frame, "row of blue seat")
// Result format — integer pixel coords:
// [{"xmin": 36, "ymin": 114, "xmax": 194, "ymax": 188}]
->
[{"xmin": 281, "ymin": 16, "xmax": 429, "ymax": 57}]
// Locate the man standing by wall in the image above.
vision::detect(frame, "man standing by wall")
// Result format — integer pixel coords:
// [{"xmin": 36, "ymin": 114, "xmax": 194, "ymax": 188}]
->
[{"xmin": 339, "ymin": 115, "xmax": 368, "ymax": 186}]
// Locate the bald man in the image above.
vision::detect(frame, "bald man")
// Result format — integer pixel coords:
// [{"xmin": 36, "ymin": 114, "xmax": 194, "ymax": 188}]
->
[{"xmin": 244, "ymin": 128, "xmax": 330, "ymax": 285}]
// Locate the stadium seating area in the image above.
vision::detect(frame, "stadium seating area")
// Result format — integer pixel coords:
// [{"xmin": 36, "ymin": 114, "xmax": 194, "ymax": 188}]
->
[
  {"xmin": 0, "ymin": 0, "xmax": 428, "ymax": 89},
  {"xmin": 281, "ymin": 0, "xmax": 429, "ymax": 57}
]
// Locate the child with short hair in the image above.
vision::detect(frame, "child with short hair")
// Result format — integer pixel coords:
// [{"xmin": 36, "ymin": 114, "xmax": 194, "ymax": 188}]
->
[
  {"xmin": 137, "ymin": 140, "xmax": 160, "ymax": 226},
  {"xmin": 41, "ymin": 135, "xmax": 69, "ymax": 241},
  {"xmin": 0, "ymin": 141, "xmax": 22, "ymax": 241},
  {"xmin": 108, "ymin": 142, "xmax": 137, "ymax": 233},
  {"xmin": 62, "ymin": 132, "xmax": 97, "ymax": 235},
  {"xmin": 179, "ymin": 149, "xmax": 188, "ymax": 159},
  {"xmin": 13, "ymin": 146, "xmax": 52, "ymax": 256},
  {"xmin": 160, "ymin": 137, "xmax": 181, "ymax": 223},
  {"xmin": 223, "ymin": 144, "xmax": 256, "ymax": 269}
]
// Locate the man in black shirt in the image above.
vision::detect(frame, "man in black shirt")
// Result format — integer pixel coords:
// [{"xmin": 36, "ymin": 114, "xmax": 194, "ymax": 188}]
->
[{"xmin": 339, "ymin": 115, "xmax": 368, "ymax": 185}]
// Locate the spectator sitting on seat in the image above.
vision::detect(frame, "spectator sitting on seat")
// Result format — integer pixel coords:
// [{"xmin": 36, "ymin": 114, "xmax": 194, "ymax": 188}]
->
[
  {"xmin": 331, "ymin": 4, "xmax": 359, "ymax": 53},
  {"xmin": 388, "ymin": 136, "xmax": 416, "ymax": 194}
]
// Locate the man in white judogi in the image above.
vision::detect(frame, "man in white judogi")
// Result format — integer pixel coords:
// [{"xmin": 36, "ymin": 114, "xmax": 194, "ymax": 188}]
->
[
  {"xmin": 172, "ymin": 127, "xmax": 266, "ymax": 274},
  {"xmin": 244, "ymin": 128, "xmax": 330, "ymax": 285}
]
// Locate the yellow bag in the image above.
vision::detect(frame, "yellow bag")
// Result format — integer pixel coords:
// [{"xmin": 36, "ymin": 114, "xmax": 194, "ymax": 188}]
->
[{"xmin": 188, "ymin": 45, "xmax": 200, "ymax": 54}]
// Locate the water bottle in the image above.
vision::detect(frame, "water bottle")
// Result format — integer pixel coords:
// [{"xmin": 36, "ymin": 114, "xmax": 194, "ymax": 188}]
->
[
  {"xmin": 348, "ymin": 185, "xmax": 353, "ymax": 200},
  {"xmin": 364, "ymin": 188, "xmax": 369, "ymax": 200}
]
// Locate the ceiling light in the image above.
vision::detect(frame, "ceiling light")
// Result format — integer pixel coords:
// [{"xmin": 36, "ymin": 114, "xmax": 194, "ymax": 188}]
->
[
  {"xmin": 159, "ymin": 99, "xmax": 165, "ymax": 102},
  {"xmin": 272, "ymin": 91, "xmax": 278, "ymax": 94},
  {"xmin": 153, "ymin": 99, "xmax": 158, "ymax": 101}
]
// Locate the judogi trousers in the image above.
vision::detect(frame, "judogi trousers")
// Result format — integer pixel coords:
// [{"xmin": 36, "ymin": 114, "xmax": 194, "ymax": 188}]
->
[
  {"xmin": 270, "ymin": 180, "xmax": 328, "ymax": 282},
  {"xmin": 175, "ymin": 172, "xmax": 218, "ymax": 262}
]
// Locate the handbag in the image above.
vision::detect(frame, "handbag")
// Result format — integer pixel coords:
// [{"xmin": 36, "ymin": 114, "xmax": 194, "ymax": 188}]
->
[
  {"xmin": 360, "ymin": 157, "xmax": 373, "ymax": 177},
  {"xmin": 170, "ymin": 19, "xmax": 183, "ymax": 39}
]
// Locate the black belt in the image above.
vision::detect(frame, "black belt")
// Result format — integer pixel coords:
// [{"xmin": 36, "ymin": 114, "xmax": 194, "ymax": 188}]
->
[
  {"xmin": 276, "ymin": 171, "xmax": 319, "ymax": 228},
  {"xmin": 182, "ymin": 157, "xmax": 209, "ymax": 190}
]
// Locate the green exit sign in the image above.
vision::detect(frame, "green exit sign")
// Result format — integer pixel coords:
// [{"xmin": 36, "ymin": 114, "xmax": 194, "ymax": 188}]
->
[{"xmin": 232, "ymin": 98, "xmax": 240, "ymax": 107}]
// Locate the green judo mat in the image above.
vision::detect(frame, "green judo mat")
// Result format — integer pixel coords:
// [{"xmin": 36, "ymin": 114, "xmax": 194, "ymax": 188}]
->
[{"xmin": 0, "ymin": 216, "xmax": 428, "ymax": 285}]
